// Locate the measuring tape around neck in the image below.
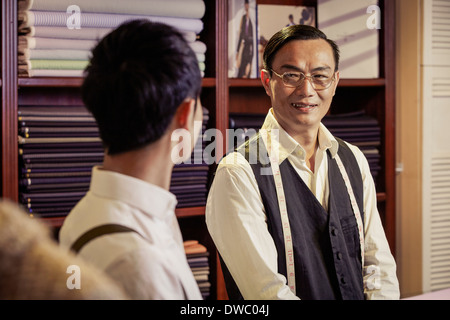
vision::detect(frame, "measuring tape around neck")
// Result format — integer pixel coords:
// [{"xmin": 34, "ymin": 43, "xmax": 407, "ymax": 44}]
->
[{"xmin": 263, "ymin": 129, "xmax": 296, "ymax": 295}]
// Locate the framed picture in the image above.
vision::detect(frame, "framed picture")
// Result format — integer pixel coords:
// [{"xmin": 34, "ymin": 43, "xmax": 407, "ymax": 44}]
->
[
  {"xmin": 318, "ymin": 0, "xmax": 380, "ymax": 78},
  {"xmin": 257, "ymin": 4, "xmax": 316, "ymax": 74},
  {"xmin": 228, "ymin": 0, "xmax": 258, "ymax": 78}
]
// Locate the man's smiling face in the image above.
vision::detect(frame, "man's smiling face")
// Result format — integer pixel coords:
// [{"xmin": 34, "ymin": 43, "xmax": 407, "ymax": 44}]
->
[{"xmin": 262, "ymin": 38, "xmax": 340, "ymax": 137}]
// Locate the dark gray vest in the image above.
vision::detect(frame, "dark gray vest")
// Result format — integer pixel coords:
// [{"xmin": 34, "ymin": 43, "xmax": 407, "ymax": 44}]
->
[{"xmin": 220, "ymin": 133, "xmax": 365, "ymax": 300}]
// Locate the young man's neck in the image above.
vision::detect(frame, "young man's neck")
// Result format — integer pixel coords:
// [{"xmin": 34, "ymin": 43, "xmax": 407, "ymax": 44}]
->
[{"xmin": 101, "ymin": 136, "xmax": 174, "ymax": 190}]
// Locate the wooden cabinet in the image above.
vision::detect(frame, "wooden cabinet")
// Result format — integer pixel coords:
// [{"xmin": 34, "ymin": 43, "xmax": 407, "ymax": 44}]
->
[{"xmin": 1, "ymin": 0, "xmax": 395, "ymax": 300}]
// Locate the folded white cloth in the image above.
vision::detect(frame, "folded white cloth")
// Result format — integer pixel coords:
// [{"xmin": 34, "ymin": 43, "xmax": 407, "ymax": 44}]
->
[{"xmin": 19, "ymin": 0, "xmax": 205, "ymax": 19}]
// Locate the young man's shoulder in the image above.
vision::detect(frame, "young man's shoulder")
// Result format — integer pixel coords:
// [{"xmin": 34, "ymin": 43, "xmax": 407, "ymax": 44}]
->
[{"xmin": 59, "ymin": 193, "xmax": 145, "ymax": 252}]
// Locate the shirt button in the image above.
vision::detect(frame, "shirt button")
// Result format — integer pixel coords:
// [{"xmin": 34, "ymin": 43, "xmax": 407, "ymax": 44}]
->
[
  {"xmin": 337, "ymin": 252, "xmax": 343, "ymax": 260},
  {"xmin": 331, "ymin": 227, "xmax": 338, "ymax": 236},
  {"xmin": 340, "ymin": 277, "xmax": 347, "ymax": 284}
]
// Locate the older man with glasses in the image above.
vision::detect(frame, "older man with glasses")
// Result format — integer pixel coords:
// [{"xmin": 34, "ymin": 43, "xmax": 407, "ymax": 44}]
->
[{"xmin": 206, "ymin": 25, "xmax": 399, "ymax": 300}]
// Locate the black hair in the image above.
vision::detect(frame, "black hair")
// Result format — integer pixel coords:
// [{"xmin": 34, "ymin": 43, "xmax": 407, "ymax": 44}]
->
[
  {"xmin": 263, "ymin": 24, "xmax": 340, "ymax": 73},
  {"xmin": 82, "ymin": 20, "xmax": 202, "ymax": 155}
]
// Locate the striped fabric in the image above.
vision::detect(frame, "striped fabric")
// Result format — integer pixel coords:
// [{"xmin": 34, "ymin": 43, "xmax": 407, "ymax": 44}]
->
[
  {"xmin": 19, "ymin": 0, "xmax": 205, "ymax": 19},
  {"xmin": 21, "ymin": 26, "xmax": 198, "ymax": 43},
  {"xmin": 18, "ymin": 1, "xmax": 207, "ymax": 77},
  {"xmin": 20, "ymin": 11, "xmax": 204, "ymax": 34}
]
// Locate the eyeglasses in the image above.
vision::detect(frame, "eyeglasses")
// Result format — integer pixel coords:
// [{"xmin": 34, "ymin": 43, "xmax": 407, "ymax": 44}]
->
[{"xmin": 266, "ymin": 69, "xmax": 335, "ymax": 91}]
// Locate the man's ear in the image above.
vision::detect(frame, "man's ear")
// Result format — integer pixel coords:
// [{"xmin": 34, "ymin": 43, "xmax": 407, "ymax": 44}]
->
[
  {"xmin": 261, "ymin": 69, "xmax": 272, "ymax": 97},
  {"xmin": 332, "ymin": 70, "xmax": 340, "ymax": 97},
  {"xmin": 175, "ymin": 98, "xmax": 196, "ymax": 130}
]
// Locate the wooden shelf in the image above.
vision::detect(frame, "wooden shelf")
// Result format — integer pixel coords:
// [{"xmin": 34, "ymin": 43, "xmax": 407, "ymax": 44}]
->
[
  {"xmin": 36, "ymin": 206, "xmax": 206, "ymax": 229},
  {"xmin": 176, "ymin": 206, "xmax": 206, "ymax": 218},
  {"xmin": 229, "ymin": 78, "xmax": 262, "ymax": 87},
  {"xmin": 18, "ymin": 77, "xmax": 83, "ymax": 87},
  {"xmin": 377, "ymin": 192, "xmax": 387, "ymax": 202},
  {"xmin": 338, "ymin": 78, "xmax": 386, "ymax": 87},
  {"xmin": 202, "ymin": 77, "xmax": 216, "ymax": 88},
  {"xmin": 18, "ymin": 77, "xmax": 217, "ymax": 88}
]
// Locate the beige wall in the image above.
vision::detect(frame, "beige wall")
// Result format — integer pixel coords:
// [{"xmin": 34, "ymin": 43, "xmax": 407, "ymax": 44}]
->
[{"xmin": 395, "ymin": 0, "xmax": 423, "ymax": 298}]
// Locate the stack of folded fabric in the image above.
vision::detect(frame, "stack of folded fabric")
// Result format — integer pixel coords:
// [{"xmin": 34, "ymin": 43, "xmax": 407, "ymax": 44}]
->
[
  {"xmin": 229, "ymin": 111, "xmax": 381, "ymax": 180},
  {"xmin": 18, "ymin": 105, "xmax": 210, "ymax": 219},
  {"xmin": 18, "ymin": 0, "xmax": 206, "ymax": 77},
  {"xmin": 322, "ymin": 111, "xmax": 381, "ymax": 180},
  {"xmin": 184, "ymin": 240, "xmax": 210, "ymax": 299},
  {"xmin": 170, "ymin": 108, "xmax": 210, "ymax": 208},
  {"xmin": 18, "ymin": 105, "xmax": 102, "ymax": 219}
]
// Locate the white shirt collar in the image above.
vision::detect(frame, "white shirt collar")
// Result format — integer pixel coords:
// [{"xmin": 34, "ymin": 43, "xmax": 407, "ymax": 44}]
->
[
  {"xmin": 261, "ymin": 108, "xmax": 339, "ymax": 163},
  {"xmin": 89, "ymin": 166, "xmax": 178, "ymax": 220}
]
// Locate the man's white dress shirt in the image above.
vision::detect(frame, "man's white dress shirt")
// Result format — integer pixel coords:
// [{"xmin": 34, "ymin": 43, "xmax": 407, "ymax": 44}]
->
[
  {"xmin": 60, "ymin": 166, "xmax": 202, "ymax": 300},
  {"xmin": 206, "ymin": 109, "xmax": 399, "ymax": 300}
]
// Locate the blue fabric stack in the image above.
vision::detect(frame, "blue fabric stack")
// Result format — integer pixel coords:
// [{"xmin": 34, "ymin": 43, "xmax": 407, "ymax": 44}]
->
[{"xmin": 18, "ymin": 105, "xmax": 210, "ymax": 218}]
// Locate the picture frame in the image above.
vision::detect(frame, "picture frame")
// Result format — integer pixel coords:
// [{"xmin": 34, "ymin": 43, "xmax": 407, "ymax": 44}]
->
[{"xmin": 228, "ymin": 0, "xmax": 258, "ymax": 78}]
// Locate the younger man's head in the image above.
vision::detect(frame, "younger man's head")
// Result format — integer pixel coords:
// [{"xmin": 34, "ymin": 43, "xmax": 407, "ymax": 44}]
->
[{"xmin": 82, "ymin": 20, "xmax": 202, "ymax": 155}]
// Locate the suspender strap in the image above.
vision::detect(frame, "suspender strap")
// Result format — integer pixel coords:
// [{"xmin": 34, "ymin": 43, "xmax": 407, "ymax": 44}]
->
[
  {"xmin": 70, "ymin": 224, "xmax": 190, "ymax": 299},
  {"xmin": 70, "ymin": 224, "xmax": 139, "ymax": 254}
]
